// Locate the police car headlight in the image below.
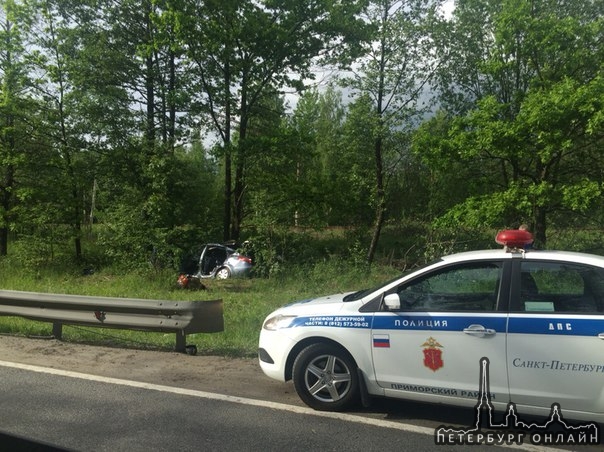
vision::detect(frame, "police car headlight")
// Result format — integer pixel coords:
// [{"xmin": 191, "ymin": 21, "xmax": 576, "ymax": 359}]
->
[{"xmin": 263, "ymin": 314, "xmax": 297, "ymax": 331}]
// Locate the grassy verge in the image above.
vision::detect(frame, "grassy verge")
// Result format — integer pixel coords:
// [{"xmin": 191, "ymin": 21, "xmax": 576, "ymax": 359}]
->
[{"xmin": 0, "ymin": 261, "xmax": 400, "ymax": 357}]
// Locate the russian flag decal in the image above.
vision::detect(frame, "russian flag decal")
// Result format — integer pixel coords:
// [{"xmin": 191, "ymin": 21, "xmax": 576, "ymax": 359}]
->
[{"xmin": 373, "ymin": 334, "xmax": 390, "ymax": 348}]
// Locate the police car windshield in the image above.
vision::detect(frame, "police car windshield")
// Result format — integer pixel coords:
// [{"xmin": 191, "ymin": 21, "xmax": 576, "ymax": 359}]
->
[
  {"xmin": 342, "ymin": 260, "xmax": 438, "ymax": 302},
  {"xmin": 342, "ymin": 274, "xmax": 406, "ymax": 302}
]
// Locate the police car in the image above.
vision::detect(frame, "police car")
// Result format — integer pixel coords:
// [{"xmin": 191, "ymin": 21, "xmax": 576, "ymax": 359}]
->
[{"xmin": 258, "ymin": 230, "xmax": 604, "ymax": 421}]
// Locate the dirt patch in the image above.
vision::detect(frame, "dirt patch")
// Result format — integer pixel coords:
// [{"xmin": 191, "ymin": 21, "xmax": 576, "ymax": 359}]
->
[{"xmin": 0, "ymin": 335, "xmax": 301, "ymax": 406}]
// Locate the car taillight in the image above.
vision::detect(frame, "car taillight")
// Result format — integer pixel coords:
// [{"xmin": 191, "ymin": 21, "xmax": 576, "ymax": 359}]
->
[{"xmin": 238, "ymin": 256, "xmax": 252, "ymax": 264}]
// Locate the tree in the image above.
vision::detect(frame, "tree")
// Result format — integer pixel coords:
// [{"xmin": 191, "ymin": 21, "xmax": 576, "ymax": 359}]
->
[
  {"xmin": 42, "ymin": 0, "xmax": 201, "ymax": 266},
  {"xmin": 165, "ymin": 0, "xmax": 368, "ymax": 241},
  {"xmin": 418, "ymin": 0, "xmax": 604, "ymax": 247},
  {"xmin": 25, "ymin": 0, "xmax": 90, "ymax": 259},
  {"xmin": 237, "ymin": 84, "xmax": 365, "ymax": 233},
  {"xmin": 0, "ymin": 0, "xmax": 35, "ymax": 255},
  {"xmin": 342, "ymin": 0, "xmax": 445, "ymax": 263}
]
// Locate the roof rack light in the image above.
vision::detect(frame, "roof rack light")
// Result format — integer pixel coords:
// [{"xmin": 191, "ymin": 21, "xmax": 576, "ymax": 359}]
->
[{"xmin": 495, "ymin": 229, "xmax": 534, "ymax": 250}]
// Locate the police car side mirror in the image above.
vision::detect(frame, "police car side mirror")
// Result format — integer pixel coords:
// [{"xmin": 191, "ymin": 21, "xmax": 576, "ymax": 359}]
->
[{"xmin": 384, "ymin": 293, "xmax": 401, "ymax": 310}]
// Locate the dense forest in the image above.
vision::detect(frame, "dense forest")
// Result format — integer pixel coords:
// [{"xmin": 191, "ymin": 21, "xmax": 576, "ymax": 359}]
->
[{"xmin": 0, "ymin": 0, "xmax": 602, "ymax": 275}]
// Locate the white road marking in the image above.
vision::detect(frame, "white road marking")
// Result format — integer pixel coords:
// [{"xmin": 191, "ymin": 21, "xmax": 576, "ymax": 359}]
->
[{"xmin": 0, "ymin": 360, "xmax": 558, "ymax": 451}]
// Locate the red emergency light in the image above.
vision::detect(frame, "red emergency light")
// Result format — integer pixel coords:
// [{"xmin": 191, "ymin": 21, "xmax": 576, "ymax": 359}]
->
[{"xmin": 495, "ymin": 229, "xmax": 533, "ymax": 249}]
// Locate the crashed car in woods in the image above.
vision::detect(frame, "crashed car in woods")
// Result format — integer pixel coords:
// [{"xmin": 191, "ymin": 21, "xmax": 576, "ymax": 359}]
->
[{"xmin": 178, "ymin": 243, "xmax": 252, "ymax": 286}]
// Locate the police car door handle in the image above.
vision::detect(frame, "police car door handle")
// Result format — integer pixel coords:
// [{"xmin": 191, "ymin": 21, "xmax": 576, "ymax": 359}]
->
[{"xmin": 463, "ymin": 324, "xmax": 496, "ymax": 337}]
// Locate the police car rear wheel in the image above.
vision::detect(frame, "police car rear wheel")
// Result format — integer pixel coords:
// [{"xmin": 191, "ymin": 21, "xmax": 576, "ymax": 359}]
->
[{"xmin": 292, "ymin": 343, "xmax": 359, "ymax": 411}]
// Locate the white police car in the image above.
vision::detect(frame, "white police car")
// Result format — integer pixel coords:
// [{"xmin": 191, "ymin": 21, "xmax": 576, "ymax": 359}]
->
[{"xmin": 258, "ymin": 230, "xmax": 604, "ymax": 421}]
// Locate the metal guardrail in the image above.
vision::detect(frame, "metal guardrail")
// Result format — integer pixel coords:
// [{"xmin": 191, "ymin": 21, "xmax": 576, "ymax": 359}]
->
[{"xmin": 0, "ymin": 290, "xmax": 224, "ymax": 353}]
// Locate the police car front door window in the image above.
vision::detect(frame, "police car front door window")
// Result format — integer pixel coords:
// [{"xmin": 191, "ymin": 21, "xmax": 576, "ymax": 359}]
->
[
  {"xmin": 396, "ymin": 262, "xmax": 503, "ymax": 312},
  {"xmin": 520, "ymin": 261, "xmax": 604, "ymax": 313}
]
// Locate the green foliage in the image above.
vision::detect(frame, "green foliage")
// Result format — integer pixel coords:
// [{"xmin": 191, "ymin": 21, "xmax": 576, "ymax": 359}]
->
[
  {"xmin": 343, "ymin": 229, "xmax": 372, "ymax": 269},
  {"xmin": 243, "ymin": 226, "xmax": 331, "ymax": 278},
  {"xmin": 547, "ymin": 228, "xmax": 604, "ymax": 255},
  {"xmin": 243, "ymin": 227, "xmax": 290, "ymax": 278},
  {"xmin": 0, "ymin": 251, "xmax": 400, "ymax": 356},
  {"xmin": 97, "ymin": 201, "xmax": 176, "ymax": 271},
  {"xmin": 0, "ymin": 0, "xmax": 602, "ymax": 278},
  {"xmin": 160, "ymin": 0, "xmax": 370, "ymax": 239},
  {"xmin": 1, "ymin": 223, "xmax": 604, "ymax": 356},
  {"xmin": 422, "ymin": 0, "xmax": 604, "ymax": 246}
]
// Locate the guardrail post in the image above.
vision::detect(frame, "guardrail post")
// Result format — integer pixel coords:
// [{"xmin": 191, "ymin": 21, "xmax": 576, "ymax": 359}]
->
[
  {"xmin": 52, "ymin": 322, "xmax": 63, "ymax": 340},
  {"xmin": 175, "ymin": 330, "xmax": 186, "ymax": 353}
]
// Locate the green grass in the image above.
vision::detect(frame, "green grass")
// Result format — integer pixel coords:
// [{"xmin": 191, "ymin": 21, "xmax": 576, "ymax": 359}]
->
[
  {"xmin": 0, "ymin": 261, "xmax": 400, "ymax": 357},
  {"xmin": 3, "ymin": 225, "xmax": 599, "ymax": 357}
]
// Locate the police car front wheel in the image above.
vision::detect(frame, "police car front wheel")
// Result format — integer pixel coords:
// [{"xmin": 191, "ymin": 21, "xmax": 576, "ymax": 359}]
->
[{"xmin": 292, "ymin": 343, "xmax": 359, "ymax": 411}]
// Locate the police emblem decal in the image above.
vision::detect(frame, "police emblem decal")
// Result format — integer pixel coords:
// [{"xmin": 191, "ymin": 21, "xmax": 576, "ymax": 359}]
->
[{"xmin": 422, "ymin": 336, "xmax": 444, "ymax": 371}]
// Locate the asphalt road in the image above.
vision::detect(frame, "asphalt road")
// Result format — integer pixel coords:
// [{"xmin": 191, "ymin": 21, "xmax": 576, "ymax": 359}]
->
[
  {"xmin": 0, "ymin": 362, "xmax": 525, "ymax": 452},
  {"xmin": 0, "ymin": 364, "xmax": 434, "ymax": 451},
  {"xmin": 0, "ymin": 335, "xmax": 598, "ymax": 451}
]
